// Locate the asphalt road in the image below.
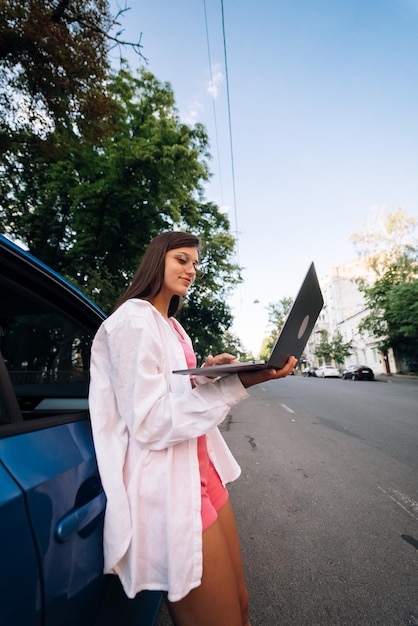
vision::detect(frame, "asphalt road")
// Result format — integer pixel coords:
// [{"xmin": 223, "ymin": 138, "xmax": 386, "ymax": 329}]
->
[{"xmin": 157, "ymin": 374, "xmax": 418, "ymax": 625}]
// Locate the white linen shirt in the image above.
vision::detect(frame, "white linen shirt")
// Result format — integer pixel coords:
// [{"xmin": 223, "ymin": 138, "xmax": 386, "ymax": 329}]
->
[{"xmin": 88, "ymin": 299, "xmax": 249, "ymax": 602}]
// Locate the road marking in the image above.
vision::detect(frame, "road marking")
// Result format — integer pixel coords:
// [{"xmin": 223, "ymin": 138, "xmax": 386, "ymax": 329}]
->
[
  {"xmin": 281, "ymin": 403, "xmax": 294, "ymax": 414},
  {"xmin": 378, "ymin": 485, "xmax": 418, "ymax": 522}
]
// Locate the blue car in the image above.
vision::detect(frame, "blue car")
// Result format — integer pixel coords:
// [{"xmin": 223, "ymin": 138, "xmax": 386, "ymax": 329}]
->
[{"xmin": 0, "ymin": 235, "xmax": 162, "ymax": 625}]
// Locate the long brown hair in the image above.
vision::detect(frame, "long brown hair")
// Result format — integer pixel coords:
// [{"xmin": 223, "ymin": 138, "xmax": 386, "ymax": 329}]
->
[{"xmin": 115, "ymin": 231, "xmax": 201, "ymax": 317}]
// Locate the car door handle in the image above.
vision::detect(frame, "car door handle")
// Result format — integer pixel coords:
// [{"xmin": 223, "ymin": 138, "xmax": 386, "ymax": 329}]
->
[{"xmin": 55, "ymin": 491, "xmax": 106, "ymax": 542}]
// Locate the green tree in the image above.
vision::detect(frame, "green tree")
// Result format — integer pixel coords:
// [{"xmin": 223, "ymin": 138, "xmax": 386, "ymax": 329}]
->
[
  {"xmin": 387, "ymin": 279, "xmax": 418, "ymax": 370},
  {"xmin": 314, "ymin": 330, "xmax": 333, "ymax": 364},
  {"xmin": 350, "ymin": 208, "xmax": 418, "ymax": 368},
  {"xmin": 386, "ymin": 281, "xmax": 418, "ymax": 345},
  {"xmin": 357, "ymin": 256, "xmax": 416, "ymax": 347},
  {"xmin": 314, "ymin": 329, "xmax": 352, "ymax": 366},
  {"xmin": 366, "ymin": 274, "xmax": 418, "ymax": 366},
  {"xmin": 0, "ymin": 66, "xmax": 242, "ymax": 356},
  {"xmin": 0, "ymin": 0, "xmax": 143, "ymax": 146},
  {"xmin": 259, "ymin": 296, "xmax": 292, "ymax": 360},
  {"xmin": 331, "ymin": 330, "xmax": 353, "ymax": 367}
]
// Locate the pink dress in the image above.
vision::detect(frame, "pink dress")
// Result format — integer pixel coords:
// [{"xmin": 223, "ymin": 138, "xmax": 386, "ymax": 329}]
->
[{"xmin": 169, "ymin": 318, "xmax": 229, "ymax": 531}]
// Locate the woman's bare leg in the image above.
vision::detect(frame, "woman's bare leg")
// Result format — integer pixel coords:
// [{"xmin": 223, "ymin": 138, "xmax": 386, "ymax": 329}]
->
[
  {"xmin": 166, "ymin": 499, "xmax": 250, "ymax": 626},
  {"xmin": 217, "ymin": 500, "xmax": 251, "ymax": 626},
  {"xmin": 166, "ymin": 519, "xmax": 241, "ymax": 626}
]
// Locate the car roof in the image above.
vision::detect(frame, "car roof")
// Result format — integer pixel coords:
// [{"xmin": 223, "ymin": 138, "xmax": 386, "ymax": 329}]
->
[{"xmin": 0, "ymin": 234, "xmax": 106, "ymax": 330}]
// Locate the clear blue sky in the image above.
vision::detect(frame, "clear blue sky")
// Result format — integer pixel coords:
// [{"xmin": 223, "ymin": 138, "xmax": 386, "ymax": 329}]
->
[{"xmin": 110, "ymin": 0, "xmax": 418, "ymax": 353}]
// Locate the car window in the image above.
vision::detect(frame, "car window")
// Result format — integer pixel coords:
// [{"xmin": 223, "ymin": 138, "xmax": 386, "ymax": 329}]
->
[{"xmin": 0, "ymin": 274, "xmax": 93, "ymax": 423}]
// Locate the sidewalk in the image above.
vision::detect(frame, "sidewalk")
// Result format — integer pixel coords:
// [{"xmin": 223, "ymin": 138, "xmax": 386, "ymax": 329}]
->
[{"xmin": 376, "ymin": 373, "xmax": 418, "ymax": 385}]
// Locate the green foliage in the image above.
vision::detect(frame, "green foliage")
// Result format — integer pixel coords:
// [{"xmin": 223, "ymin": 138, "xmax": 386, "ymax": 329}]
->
[
  {"xmin": 259, "ymin": 296, "xmax": 292, "ymax": 360},
  {"xmin": 385, "ymin": 279, "xmax": 418, "ymax": 369},
  {"xmin": 386, "ymin": 280, "xmax": 418, "ymax": 341},
  {"xmin": 63, "ymin": 68, "xmax": 218, "ymax": 299},
  {"xmin": 0, "ymin": 1, "xmax": 243, "ymax": 357},
  {"xmin": 0, "ymin": 0, "xmax": 117, "ymax": 145},
  {"xmin": 358, "ymin": 253, "xmax": 418, "ymax": 355},
  {"xmin": 0, "ymin": 63, "xmax": 242, "ymax": 356},
  {"xmin": 365, "ymin": 276, "xmax": 418, "ymax": 360},
  {"xmin": 330, "ymin": 330, "xmax": 353, "ymax": 366},
  {"xmin": 314, "ymin": 329, "xmax": 352, "ymax": 366},
  {"xmin": 351, "ymin": 208, "xmax": 418, "ymax": 368},
  {"xmin": 314, "ymin": 330, "xmax": 333, "ymax": 363}
]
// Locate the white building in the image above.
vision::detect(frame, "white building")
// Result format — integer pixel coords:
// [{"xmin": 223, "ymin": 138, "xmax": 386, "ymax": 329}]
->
[{"xmin": 304, "ymin": 257, "xmax": 396, "ymax": 374}]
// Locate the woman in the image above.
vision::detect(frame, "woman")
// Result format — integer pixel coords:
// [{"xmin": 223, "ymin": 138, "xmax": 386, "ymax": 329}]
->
[{"xmin": 89, "ymin": 231, "xmax": 296, "ymax": 626}]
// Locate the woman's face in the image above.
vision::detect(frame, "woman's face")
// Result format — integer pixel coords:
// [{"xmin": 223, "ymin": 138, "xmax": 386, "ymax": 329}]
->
[{"xmin": 162, "ymin": 246, "xmax": 199, "ymax": 297}]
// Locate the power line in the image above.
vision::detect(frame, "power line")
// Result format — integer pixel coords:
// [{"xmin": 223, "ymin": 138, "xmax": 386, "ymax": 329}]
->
[
  {"xmin": 203, "ymin": 0, "xmax": 240, "ymax": 262},
  {"xmin": 220, "ymin": 0, "xmax": 240, "ymax": 262},
  {"xmin": 203, "ymin": 0, "xmax": 224, "ymax": 206}
]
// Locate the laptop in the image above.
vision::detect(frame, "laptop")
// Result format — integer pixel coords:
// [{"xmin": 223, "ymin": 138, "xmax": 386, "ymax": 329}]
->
[{"xmin": 173, "ymin": 262, "xmax": 324, "ymax": 377}]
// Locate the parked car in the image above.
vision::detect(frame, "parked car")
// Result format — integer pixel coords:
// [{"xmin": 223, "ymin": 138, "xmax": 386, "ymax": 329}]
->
[
  {"xmin": 0, "ymin": 235, "xmax": 162, "ymax": 626},
  {"xmin": 342, "ymin": 365, "xmax": 374, "ymax": 381},
  {"xmin": 316, "ymin": 365, "xmax": 340, "ymax": 378}
]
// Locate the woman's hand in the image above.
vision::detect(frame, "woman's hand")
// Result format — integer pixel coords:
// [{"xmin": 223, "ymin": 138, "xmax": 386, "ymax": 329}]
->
[
  {"xmin": 198, "ymin": 353, "xmax": 239, "ymax": 380},
  {"xmin": 238, "ymin": 356, "xmax": 298, "ymax": 389},
  {"xmin": 203, "ymin": 353, "xmax": 239, "ymax": 368}
]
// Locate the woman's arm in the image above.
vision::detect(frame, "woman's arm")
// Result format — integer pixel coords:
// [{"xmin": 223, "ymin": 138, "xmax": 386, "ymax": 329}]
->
[
  {"xmin": 238, "ymin": 356, "xmax": 297, "ymax": 388},
  {"xmin": 101, "ymin": 315, "xmax": 249, "ymax": 450}
]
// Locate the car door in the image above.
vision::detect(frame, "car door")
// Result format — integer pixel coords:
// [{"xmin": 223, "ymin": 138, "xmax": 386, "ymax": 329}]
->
[
  {"xmin": 0, "ymin": 374, "xmax": 42, "ymax": 625},
  {"xmin": 0, "ymin": 237, "xmax": 162, "ymax": 626}
]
